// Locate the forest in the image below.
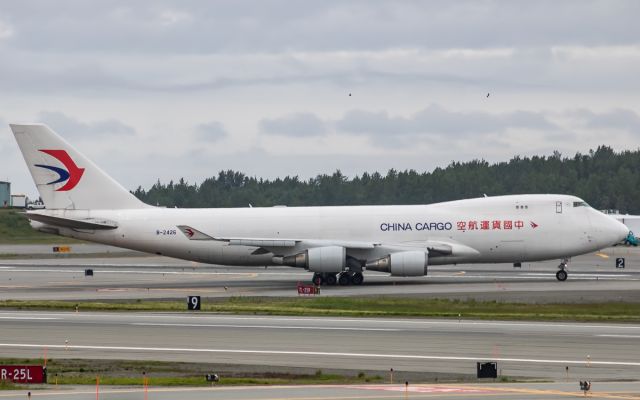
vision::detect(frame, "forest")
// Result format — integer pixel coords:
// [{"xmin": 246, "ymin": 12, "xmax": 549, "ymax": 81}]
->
[{"xmin": 133, "ymin": 146, "xmax": 640, "ymax": 213}]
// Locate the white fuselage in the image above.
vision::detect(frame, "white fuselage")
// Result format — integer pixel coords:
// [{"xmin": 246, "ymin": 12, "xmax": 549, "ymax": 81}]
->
[{"xmin": 37, "ymin": 194, "xmax": 627, "ymax": 268}]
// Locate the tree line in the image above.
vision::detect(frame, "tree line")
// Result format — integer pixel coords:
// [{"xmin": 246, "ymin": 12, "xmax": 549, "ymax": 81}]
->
[{"xmin": 132, "ymin": 146, "xmax": 640, "ymax": 213}]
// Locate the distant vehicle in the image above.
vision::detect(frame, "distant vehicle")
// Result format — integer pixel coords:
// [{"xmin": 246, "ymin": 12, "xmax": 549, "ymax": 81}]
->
[
  {"xmin": 27, "ymin": 201, "xmax": 45, "ymax": 210},
  {"xmin": 10, "ymin": 123, "xmax": 630, "ymax": 285}
]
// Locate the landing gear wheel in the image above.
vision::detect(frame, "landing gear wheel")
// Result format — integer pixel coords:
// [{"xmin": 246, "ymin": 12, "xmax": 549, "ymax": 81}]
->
[
  {"xmin": 324, "ymin": 273, "xmax": 337, "ymax": 286},
  {"xmin": 312, "ymin": 273, "xmax": 323, "ymax": 286},
  {"xmin": 338, "ymin": 273, "xmax": 351, "ymax": 286},
  {"xmin": 556, "ymin": 269, "xmax": 568, "ymax": 282},
  {"xmin": 351, "ymin": 272, "xmax": 364, "ymax": 285}
]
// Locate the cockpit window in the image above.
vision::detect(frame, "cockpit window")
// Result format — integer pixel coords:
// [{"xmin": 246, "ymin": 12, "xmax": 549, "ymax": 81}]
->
[{"xmin": 573, "ymin": 201, "xmax": 590, "ymax": 208}]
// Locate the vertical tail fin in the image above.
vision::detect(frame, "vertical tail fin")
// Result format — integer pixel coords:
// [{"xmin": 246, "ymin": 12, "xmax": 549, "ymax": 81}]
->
[{"xmin": 10, "ymin": 123, "xmax": 149, "ymax": 210}]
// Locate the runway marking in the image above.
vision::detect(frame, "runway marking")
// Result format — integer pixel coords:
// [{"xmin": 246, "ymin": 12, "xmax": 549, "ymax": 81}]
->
[
  {"xmin": 351, "ymin": 385, "xmax": 492, "ymax": 394},
  {"xmin": 0, "ymin": 316, "xmax": 58, "ymax": 320},
  {"xmin": 0, "ymin": 311, "xmax": 639, "ymax": 331},
  {"xmin": 1, "ymin": 343, "xmax": 639, "ymax": 367},
  {"xmin": 0, "ymin": 386, "xmax": 638, "ymax": 400},
  {"xmin": 597, "ymin": 334, "xmax": 640, "ymax": 339},
  {"xmin": 437, "ymin": 273, "xmax": 634, "ymax": 279},
  {"xmin": 0, "ymin": 386, "xmax": 514, "ymax": 400},
  {"xmin": 3, "ymin": 266, "xmax": 636, "ymax": 278},
  {"xmin": 458, "ymin": 385, "xmax": 640, "ymax": 400},
  {"xmin": 522, "ymin": 272, "xmax": 633, "ymax": 277},
  {"xmin": 132, "ymin": 322, "xmax": 399, "ymax": 331},
  {"xmin": 0, "ymin": 268, "xmax": 268, "ymax": 276}
]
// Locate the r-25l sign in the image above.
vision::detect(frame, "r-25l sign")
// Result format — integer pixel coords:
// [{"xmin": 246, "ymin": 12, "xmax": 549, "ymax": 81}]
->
[{"xmin": 0, "ymin": 366, "xmax": 46, "ymax": 383}]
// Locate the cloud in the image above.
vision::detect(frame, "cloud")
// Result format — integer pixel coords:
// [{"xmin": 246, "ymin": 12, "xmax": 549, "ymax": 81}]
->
[
  {"xmin": 195, "ymin": 121, "xmax": 227, "ymax": 141},
  {"xmin": 335, "ymin": 105, "xmax": 558, "ymax": 138},
  {"xmin": 156, "ymin": 9, "xmax": 193, "ymax": 26},
  {"xmin": 0, "ymin": 20, "xmax": 13, "ymax": 40},
  {"xmin": 36, "ymin": 111, "xmax": 135, "ymax": 137},
  {"xmin": 1, "ymin": 2, "xmax": 639, "ymax": 53},
  {"xmin": 260, "ymin": 112, "xmax": 327, "ymax": 137},
  {"xmin": 258, "ymin": 105, "xmax": 562, "ymax": 148},
  {"xmin": 568, "ymin": 108, "xmax": 640, "ymax": 134},
  {"xmin": 1, "ymin": 1, "xmax": 640, "ymax": 198}
]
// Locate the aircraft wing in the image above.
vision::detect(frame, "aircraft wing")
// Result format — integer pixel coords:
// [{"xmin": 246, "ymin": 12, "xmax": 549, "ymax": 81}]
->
[
  {"xmin": 177, "ymin": 225, "xmax": 478, "ymax": 257},
  {"xmin": 177, "ymin": 226, "xmax": 376, "ymax": 249}
]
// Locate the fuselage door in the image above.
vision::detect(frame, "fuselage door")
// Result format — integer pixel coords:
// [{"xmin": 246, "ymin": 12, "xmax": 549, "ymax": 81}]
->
[{"xmin": 556, "ymin": 201, "xmax": 563, "ymax": 214}]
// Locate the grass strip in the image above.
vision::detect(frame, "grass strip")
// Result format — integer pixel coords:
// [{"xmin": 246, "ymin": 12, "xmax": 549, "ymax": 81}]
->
[
  {"xmin": 1, "ymin": 297, "xmax": 639, "ymax": 322},
  {"xmin": 0, "ymin": 358, "xmax": 382, "ymax": 387},
  {"xmin": 0, "ymin": 209, "xmax": 82, "ymax": 245}
]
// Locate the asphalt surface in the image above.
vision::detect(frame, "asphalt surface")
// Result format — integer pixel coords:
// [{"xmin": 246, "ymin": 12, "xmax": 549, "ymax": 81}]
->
[
  {"xmin": 1, "ymin": 245, "xmax": 639, "ymax": 399},
  {"xmin": 0, "ymin": 245, "xmax": 639, "ymax": 302},
  {"xmin": 1, "ymin": 382, "xmax": 640, "ymax": 400},
  {"xmin": 0, "ymin": 311, "xmax": 639, "ymax": 381}
]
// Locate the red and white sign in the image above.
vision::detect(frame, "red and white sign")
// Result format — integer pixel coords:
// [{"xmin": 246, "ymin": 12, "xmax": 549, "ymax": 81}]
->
[
  {"xmin": 297, "ymin": 282, "xmax": 319, "ymax": 295},
  {"xmin": 0, "ymin": 365, "xmax": 46, "ymax": 384}
]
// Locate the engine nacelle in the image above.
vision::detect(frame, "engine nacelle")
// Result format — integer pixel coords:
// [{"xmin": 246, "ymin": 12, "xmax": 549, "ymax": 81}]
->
[
  {"xmin": 279, "ymin": 246, "xmax": 346, "ymax": 273},
  {"xmin": 365, "ymin": 251, "xmax": 428, "ymax": 276}
]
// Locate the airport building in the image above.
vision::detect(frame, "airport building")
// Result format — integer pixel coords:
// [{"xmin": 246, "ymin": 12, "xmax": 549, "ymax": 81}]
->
[
  {"xmin": 11, "ymin": 194, "xmax": 26, "ymax": 208},
  {"xmin": 0, "ymin": 181, "xmax": 9, "ymax": 208}
]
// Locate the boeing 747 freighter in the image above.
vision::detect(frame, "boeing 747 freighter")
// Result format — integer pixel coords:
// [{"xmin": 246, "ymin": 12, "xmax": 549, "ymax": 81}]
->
[{"xmin": 10, "ymin": 124, "xmax": 629, "ymax": 285}]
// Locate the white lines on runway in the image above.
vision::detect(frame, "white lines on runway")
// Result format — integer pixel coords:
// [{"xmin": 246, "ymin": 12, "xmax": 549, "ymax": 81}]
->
[
  {"xmin": 430, "ymin": 273, "xmax": 636, "ymax": 280},
  {"xmin": 1, "ymin": 343, "xmax": 639, "ymax": 367},
  {"xmin": 1, "ymin": 311, "xmax": 639, "ymax": 332},
  {"xmin": 596, "ymin": 334, "xmax": 640, "ymax": 339},
  {"xmin": 131, "ymin": 322, "xmax": 399, "ymax": 331},
  {"xmin": 0, "ymin": 268, "xmax": 254, "ymax": 276},
  {"xmin": 0, "ymin": 268, "xmax": 310, "ymax": 277},
  {"xmin": 0, "ymin": 316, "xmax": 58, "ymax": 320}
]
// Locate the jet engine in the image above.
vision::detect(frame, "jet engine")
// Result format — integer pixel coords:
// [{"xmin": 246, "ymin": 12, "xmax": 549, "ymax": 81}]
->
[
  {"xmin": 279, "ymin": 246, "xmax": 346, "ymax": 273},
  {"xmin": 365, "ymin": 251, "xmax": 428, "ymax": 276}
]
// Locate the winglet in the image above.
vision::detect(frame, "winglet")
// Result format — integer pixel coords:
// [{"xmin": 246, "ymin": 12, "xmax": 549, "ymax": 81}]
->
[{"xmin": 177, "ymin": 225, "xmax": 214, "ymax": 240}]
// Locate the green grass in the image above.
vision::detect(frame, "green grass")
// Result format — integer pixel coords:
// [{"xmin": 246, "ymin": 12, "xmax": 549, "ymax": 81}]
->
[
  {"xmin": 0, "ymin": 380, "xmax": 18, "ymax": 390},
  {"xmin": 1, "ymin": 297, "xmax": 639, "ymax": 322},
  {"xmin": 0, "ymin": 358, "xmax": 382, "ymax": 387},
  {"xmin": 0, "ymin": 209, "xmax": 81, "ymax": 244}
]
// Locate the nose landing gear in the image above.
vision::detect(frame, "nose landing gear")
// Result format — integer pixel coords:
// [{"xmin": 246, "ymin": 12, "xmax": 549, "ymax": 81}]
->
[{"xmin": 556, "ymin": 258, "xmax": 569, "ymax": 281}]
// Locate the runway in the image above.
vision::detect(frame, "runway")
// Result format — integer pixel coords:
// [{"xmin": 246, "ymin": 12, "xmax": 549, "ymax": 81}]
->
[
  {"xmin": 0, "ymin": 310, "xmax": 639, "ymax": 381},
  {"xmin": 1, "ymin": 248, "xmax": 639, "ymax": 398},
  {"xmin": 1, "ymin": 382, "xmax": 640, "ymax": 400},
  {"xmin": 0, "ymin": 245, "xmax": 639, "ymax": 302}
]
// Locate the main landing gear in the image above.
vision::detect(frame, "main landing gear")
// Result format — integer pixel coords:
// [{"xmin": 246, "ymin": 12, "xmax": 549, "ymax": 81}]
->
[
  {"xmin": 312, "ymin": 272, "xmax": 364, "ymax": 286},
  {"xmin": 556, "ymin": 258, "xmax": 569, "ymax": 281}
]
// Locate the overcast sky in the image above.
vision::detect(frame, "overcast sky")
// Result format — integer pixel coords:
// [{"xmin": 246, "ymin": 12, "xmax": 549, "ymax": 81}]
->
[{"xmin": 1, "ymin": 1, "xmax": 639, "ymax": 198}]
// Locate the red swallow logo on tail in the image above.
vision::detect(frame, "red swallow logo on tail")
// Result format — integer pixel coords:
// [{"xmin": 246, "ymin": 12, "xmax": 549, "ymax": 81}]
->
[{"xmin": 34, "ymin": 150, "xmax": 85, "ymax": 191}]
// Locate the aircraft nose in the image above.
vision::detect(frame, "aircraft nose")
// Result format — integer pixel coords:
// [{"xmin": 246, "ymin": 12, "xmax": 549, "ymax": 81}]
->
[
  {"xmin": 607, "ymin": 218, "xmax": 630, "ymax": 245},
  {"xmin": 591, "ymin": 211, "xmax": 629, "ymax": 248}
]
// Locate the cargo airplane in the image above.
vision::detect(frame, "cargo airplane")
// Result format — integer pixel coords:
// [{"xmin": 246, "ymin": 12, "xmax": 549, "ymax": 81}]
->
[{"xmin": 10, "ymin": 124, "xmax": 629, "ymax": 285}]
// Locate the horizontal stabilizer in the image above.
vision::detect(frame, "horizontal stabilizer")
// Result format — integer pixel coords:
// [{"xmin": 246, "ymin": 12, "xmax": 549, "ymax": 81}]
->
[{"xmin": 25, "ymin": 213, "xmax": 118, "ymax": 230}]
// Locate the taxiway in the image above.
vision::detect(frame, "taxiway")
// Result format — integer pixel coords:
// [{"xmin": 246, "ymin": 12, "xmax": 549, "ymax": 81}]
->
[
  {"xmin": 0, "ymin": 245, "xmax": 638, "ymax": 302},
  {"xmin": 0, "ymin": 310, "xmax": 638, "ymax": 380}
]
